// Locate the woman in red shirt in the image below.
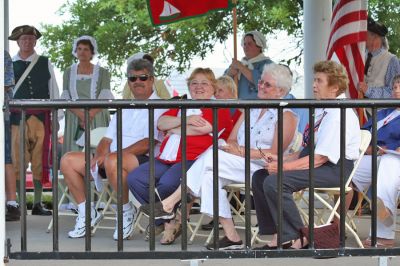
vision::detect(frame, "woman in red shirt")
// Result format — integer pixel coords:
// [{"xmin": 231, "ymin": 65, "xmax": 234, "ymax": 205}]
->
[{"xmin": 127, "ymin": 68, "xmax": 232, "ymax": 244}]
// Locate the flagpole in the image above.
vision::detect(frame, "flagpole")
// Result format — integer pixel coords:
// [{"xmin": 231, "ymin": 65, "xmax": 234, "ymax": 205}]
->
[
  {"xmin": 232, "ymin": 0, "xmax": 238, "ymax": 86},
  {"xmin": 358, "ymin": 90, "xmax": 365, "ymax": 126}
]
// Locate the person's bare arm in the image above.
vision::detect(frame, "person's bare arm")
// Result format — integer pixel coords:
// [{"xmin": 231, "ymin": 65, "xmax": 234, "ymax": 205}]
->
[
  {"xmin": 91, "ymin": 137, "xmax": 112, "ymax": 169},
  {"xmin": 267, "ymin": 154, "xmax": 329, "ymax": 173},
  {"xmin": 122, "ymin": 138, "xmax": 151, "ymax": 156},
  {"xmin": 168, "ymin": 121, "xmax": 212, "ymax": 136},
  {"xmin": 231, "ymin": 59, "xmax": 254, "ymax": 84}
]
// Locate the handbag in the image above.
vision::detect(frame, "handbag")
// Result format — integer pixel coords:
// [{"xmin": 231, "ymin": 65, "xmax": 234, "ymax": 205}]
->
[{"xmin": 300, "ymin": 222, "xmax": 340, "ymax": 249}]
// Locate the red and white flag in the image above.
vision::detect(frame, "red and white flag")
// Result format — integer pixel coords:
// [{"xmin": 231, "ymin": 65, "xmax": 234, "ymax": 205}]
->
[
  {"xmin": 147, "ymin": 0, "xmax": 233, "ymax": 26},
  {"xmin": 326, "ymin": 0, "xmax": 368, "ymax": 100}
]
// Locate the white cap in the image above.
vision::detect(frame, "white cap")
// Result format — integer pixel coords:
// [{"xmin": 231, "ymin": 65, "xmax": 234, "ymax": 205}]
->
[
  {"xmin": 241, "ymin": 30, "xmax": 267, "ymax": 51},
  {"xmin": 72, "ymin": 35, "xmax": 98, "ymax": 58},
  {"xmin": 126, "ymin": 52, "xmax": 146, "ymax": 66}
]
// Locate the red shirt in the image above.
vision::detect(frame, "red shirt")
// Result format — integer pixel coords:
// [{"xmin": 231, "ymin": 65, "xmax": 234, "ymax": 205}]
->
[
  {"xmin": 231, "ymin": 109, "xmax": 242, "ymax": 126},
  {"xmin": 157, "ymin": 108, "xmax": 233, "ymax": 163}
]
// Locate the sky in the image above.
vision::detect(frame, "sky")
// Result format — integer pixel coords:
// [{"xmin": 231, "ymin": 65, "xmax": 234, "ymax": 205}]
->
[{"xmin": 5, "ymin": 0, "xmax": 304, "ymax": 98}]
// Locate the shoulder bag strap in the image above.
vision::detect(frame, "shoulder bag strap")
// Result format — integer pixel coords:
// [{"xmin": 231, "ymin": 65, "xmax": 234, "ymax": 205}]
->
[{"xmin": 13, "ymin": 54, "xmax": 40, "ymax": 96}]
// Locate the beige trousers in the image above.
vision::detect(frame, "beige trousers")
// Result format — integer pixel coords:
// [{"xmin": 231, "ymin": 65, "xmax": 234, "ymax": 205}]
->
[{"xmin": 11, "ymin": 115, "xmax": 45, "ymax": 181}]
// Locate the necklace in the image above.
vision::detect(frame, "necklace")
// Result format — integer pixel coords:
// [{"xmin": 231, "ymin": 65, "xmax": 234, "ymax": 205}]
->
[{"xmin": 77, "ymin": 63, "xmax": 93, "ymax": 75}]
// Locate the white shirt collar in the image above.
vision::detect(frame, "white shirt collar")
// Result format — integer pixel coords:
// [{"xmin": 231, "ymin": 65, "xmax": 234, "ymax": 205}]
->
[
  {"xmin": 336, "ymin": 93, "xmax": 347, "ymax": 99},
  {"xmin": 148, "ymin": 90, "xmax": 160, "ymax": 100},
  {"xmin": 12, "ymin": 51, "xmax": 37, "ymax": 62}
]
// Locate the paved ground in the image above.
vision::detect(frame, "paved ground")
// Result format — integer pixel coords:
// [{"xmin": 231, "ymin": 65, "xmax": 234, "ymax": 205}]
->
[
  {"xmin": 6, "ymin": 257, "xmax": 400, "ymax": 266},
  {"xmin": 4, "ymin": 207, "xmax": 400, "ymax": 265}
]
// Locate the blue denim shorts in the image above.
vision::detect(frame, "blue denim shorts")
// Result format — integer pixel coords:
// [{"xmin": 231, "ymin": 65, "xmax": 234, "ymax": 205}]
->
[{"xmin": 4, "ymin": 118, "xmax": 12, "ymax": 164}]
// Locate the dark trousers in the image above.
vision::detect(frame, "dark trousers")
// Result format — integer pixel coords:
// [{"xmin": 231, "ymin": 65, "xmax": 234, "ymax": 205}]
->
[
  {"xmin": 128, "ymin": 159, "xmax": 194, "ymax": 225},
  {"xmin": 252, "ymin": 151, "xmax": 354, "ymax": 242},
  {"xmin": 127, "ymin": 159, "xmax": 195, "ymax": 204}
]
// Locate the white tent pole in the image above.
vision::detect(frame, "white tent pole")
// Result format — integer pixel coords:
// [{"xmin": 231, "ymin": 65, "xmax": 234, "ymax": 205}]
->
[
  {"xmin": 4, "ymin": 0, "xmax": 9, "ymax": 51},
  {"xmin": 304, "ymin": 0, "xmax": 332, "ymax": 98},
  {"xmin": 1, "ymin": 0, "xmax": 8, "ymax": 263}
]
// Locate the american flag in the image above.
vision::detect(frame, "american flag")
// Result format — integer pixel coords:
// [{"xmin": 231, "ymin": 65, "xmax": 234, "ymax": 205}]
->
[{"xmin": 326, "ymin": 0, "xmax": 368, "ymax": 99}]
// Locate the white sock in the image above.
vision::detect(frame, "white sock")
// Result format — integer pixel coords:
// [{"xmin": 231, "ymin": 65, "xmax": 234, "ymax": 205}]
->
[
  {"xmin": 78, "ymin": 202, "xmax": 97, "ymax": 218},
  {"xmin": 78, "ymin": 202, "xmax": 86, "ymax": 217},
  {"xmin": 7, "ymin": 200, "xmax": 18, "ymax": 207},
  {"xmin": 123, "ymin": 202, "xmax": 132, "ymax": 212}
]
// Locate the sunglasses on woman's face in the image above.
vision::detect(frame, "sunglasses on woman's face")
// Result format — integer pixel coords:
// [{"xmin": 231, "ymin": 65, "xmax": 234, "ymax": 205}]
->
[{"xmin": 128, "ymin": 74, "xmax": 151, "ymax": 82}]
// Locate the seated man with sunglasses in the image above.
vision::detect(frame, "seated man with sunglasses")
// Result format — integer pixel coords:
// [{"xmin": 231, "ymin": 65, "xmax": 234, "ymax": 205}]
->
[{"xmin": 61, "ymin": 58, "xmax": 165, "ymax": 240}]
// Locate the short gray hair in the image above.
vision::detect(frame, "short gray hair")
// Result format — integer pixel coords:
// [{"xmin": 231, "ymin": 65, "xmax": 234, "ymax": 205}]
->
[
  {"xmin": 127, "ymin": 58, "xmax": 154, "ymax": 76},
  {"xmin": 382, "ymin": 36, "xmax": 389, "ymax": 50},
  {"xmin": 262, "ymin": 63, "xmax": 292, "ymax": 95}
]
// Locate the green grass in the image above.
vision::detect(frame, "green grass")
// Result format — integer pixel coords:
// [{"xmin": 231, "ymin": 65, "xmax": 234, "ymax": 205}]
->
[{"xmin": 23, "ymin": 194, "xmax": 53, "ymax": 210}]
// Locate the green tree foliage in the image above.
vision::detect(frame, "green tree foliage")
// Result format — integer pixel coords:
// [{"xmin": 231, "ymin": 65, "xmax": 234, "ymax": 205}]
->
[
  {"xmin": 41, "ymin": 0, "xmax": 302, "ymax": 80},
  {"xmin": 41, "ymin": 0, "xmax": 400, "ymax": 84},
  {"xmin": 368, "ymin": 0, "xmax": 400, "ymax": 56}
]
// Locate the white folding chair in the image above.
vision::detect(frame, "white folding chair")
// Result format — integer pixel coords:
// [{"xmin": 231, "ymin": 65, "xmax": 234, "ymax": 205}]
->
[
  {"xmin": 46, "ymin": 172, "xmax": 77, "ymax": 233},
  {"xmin": 47, "ymin": 127, "xmax": 112, "ymax": 233},
  {"xmin": 310, "ymin": 130, "xmax": 371, "ymax": 248},
  {"xmin": 196, "ymin": 184, "xmax": 260, "ymax": 246},
  {"xmin": 395, "ymin": 189, "xmax": 400, "ymax": 234}
]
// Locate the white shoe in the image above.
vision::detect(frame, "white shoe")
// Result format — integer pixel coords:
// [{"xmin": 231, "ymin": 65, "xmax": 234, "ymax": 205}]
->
[
  {"xmin": 113, "ymin": 204, "xmax": 136, "ymax": 240},
  {"xmin": 68, "ymin": 209, "xmax": 103, "ymax": 238}
]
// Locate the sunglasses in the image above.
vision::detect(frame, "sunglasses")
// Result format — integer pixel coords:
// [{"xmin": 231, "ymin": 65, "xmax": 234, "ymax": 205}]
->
[{"xmin": 128, "ymin": 74, "xmax": 151, "ymax": 82}]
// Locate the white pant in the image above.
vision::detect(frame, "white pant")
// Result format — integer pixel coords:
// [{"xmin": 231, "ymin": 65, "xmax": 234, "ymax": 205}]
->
[
  {"xmin": 187, "ymin": 148, "xmax": 262, "ymax": 218},
  {"xmin": 352, "ymin": 154, "xmax": 400, "ymax": 239}
]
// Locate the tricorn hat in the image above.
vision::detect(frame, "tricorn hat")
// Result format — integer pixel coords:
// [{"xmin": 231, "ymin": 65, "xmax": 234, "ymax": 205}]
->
[
  {"xmin": 8, "ymin": 25, "xmax": 42, "ymax": 41},
  {"xmin": 367, "ymin": 17, "xmax": 388, "ymax": 37}
]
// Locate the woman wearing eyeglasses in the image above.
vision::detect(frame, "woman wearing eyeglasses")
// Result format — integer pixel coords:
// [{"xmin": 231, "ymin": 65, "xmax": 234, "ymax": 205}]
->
[
  {"xmin": 61, "ymin": 36, "xmax": 114, "ymax": 154},
  {"xmin": 139, "ymin": 63, "xmax": 298, "ymax": 249},
  {"xmin": 127, "ymin": 68, "xmax": 233, "ymax": 245},
  {"xmin": 251, "ymin": 61, "xmax": 361, "ymax": 250}
]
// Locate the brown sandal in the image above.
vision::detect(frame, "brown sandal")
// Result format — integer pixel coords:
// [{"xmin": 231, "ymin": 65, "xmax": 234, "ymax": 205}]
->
[{"xmin": 160, "ymin": 222, "xmax": 182, "ymax": 245}]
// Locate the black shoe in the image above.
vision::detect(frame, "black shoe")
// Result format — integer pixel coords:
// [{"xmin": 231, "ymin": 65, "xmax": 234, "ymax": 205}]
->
[
  {"xmin": 288, "ymin": 244, "xmax": 309, "ymax": 250},
  {"xmin": 253, "ymin": 241, "xmax": 293, "ymax": 250},
  {"xmin": 206, "ymin": 236, "xmax": 244, "ymax": 250},
  {"xmin": 361, "ymin": 203, "xmax": 371, "ymax": 215},
  {"xmin": 6, "ymin": 205, "xmax": 20, "ymax": 221},
  {"xmin": 201, "ymin": 220, "xmax": 222, "ymax": 231},
  {"xmin": 139, "ymin": 202, "xmax": 175, "ymax": 220},
  {"xmin": 31, "ymin": 202, "xmax": 52, "ymax": 216}
]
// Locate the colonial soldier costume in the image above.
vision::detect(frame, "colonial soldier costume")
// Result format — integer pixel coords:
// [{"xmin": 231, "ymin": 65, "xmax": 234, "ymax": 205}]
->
[
  {"xmin": 9, "ymin": 25, "xmax": 63, "ymax": 215},
  {"xmin": 360, "ymin": 17, "xmax": 400, "ymax": 99}
]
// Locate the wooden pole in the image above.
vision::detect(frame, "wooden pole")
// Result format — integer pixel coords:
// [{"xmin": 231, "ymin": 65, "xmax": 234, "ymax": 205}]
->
[{"xmin": 358, "ymin": 91, "xmax": 366, "ymax": 126}]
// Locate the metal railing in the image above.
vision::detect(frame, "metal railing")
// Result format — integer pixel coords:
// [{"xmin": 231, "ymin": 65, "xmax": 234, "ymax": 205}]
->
[{"xmin": 5, "ymin": 98, "xmax": 400, "ymax": 260}]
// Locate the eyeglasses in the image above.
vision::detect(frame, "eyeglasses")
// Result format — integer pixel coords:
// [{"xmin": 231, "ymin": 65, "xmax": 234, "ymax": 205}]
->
[
  {"xmin": 128, "ymin": 74, "xmax": 151, "ymax": 82},
  {"xmin": 190, "ymin": 80, "xmax": 211, "ymax": 87},
  {"xmin": 256, "ymin": 141, "xmax": 273, "ymax": 163},
  {"xmin": 258, "ymin": 80, "xmax": 274, "ymax": 89}
]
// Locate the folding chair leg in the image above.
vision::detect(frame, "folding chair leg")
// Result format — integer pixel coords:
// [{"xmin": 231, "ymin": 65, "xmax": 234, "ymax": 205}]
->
[
  {"xmin": 188, "ymin": 213, "xmax": 206, "ymax": 244},
  {"xmin": 47, "ymin": 182, "xmax": 77, "ymax": 233},
  {"xmin": 133, "ymin": 211, "xmax": 147, "ymax": 234}
]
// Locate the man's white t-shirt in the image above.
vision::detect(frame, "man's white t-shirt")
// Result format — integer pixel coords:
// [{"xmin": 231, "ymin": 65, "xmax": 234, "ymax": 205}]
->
[{"xmin": 104, "ymin": 91, "xmax": 164, "ymax": 153}]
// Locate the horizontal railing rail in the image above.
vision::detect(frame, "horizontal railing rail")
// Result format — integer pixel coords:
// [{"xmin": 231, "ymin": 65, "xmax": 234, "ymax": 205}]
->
[{"xmin": 5, "ymin": 99, "xmax": 400, "ymax": 260}]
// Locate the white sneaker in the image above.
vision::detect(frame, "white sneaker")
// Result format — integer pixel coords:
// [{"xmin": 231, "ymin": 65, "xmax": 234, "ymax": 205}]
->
[
  {"xmin": 113, "ymin": 204, "xmax": 136, "ymax": 240},
  {"xmin": 68, "ymin": 209, "xmax": 103, "ymax": 238}
]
